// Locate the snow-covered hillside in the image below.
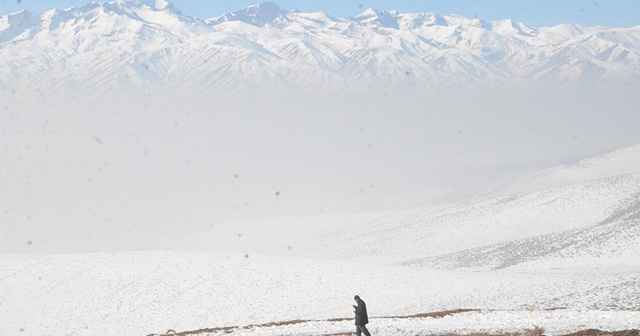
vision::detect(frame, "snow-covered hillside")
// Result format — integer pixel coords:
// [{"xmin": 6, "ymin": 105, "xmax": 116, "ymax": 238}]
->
[
  {"xmin": 1, "ymin": 0, "xmax": 639, "ymax": 93},
  {"xmin": 3, "ymin": 144, "xmax": 639, "ymax": 335},
  {"xmin": 499, "ymin": 144, "xmax": 640, "ymax": 194},
  {"xmin": 124, "ymin": 144, "xmax": 640, "ymax": 268}
]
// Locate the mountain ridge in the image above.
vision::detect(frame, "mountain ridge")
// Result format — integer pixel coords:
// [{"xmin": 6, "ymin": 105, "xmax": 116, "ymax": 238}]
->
[{"xmin": 1, "ymin": 0, "xmax": 639, "ymax": 93}]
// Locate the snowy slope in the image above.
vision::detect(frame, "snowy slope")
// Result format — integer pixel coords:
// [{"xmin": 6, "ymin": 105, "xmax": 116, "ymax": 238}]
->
[
  {"xmin": 405, "ymin": 199, "xmax": 640, "ymax": 270},
  {"xmin": 2, "ymin": 145, "xmax": 640, "ymax": 335},
  {"xmin": 1, "ymin": 1, "xmax": 639, "ymax": 93},
  {"xmin": 499, "ymin": 144, "xmax": 640, "ymax": 194},
  {"xmin": 403, "ymin": 146, "xmax": 640, "ymax": 271},
  {"xmin": 1, "ymin": 251, "xmax": 639, "ymax": 336},
  {"xmin": 125, "ymin": 144, "xmax": 640, "ymax": 267}
]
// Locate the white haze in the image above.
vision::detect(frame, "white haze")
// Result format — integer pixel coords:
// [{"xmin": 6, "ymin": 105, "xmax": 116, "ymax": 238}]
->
[{"xmin": 1, "ymin": 83, "xmax": 639, "ymax": 253}]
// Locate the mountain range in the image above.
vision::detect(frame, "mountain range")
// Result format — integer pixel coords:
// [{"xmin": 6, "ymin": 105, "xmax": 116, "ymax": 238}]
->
[{"xmin": 1, "ymin": 0, "xmax": 640, "ymax": 93}]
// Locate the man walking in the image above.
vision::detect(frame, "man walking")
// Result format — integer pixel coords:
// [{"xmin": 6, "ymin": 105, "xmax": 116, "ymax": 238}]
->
[{"xmin": 352, "ymin": 295, "xmax": 372, "ymax": 336}]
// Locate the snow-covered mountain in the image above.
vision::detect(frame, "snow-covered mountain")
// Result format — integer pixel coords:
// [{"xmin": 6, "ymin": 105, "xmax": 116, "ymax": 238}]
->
[{"xmin": 1, "ymin": 0, "xmax": 639, "ymax": 93}]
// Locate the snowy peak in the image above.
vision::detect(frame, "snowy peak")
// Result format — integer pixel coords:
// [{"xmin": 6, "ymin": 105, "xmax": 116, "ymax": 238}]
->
[
  {"xmin": 440, "ymin": 14, "xmax": 490, "ymax": 29},
  {"xmin": 1, "ymin": 1, "xmax": 640, "ymax": 93},
  {"xmin": 353, "ymin": 9, "xmax": 490, "ymax": 30},
  {"xmin": 38, "ymin": 0, "xmax": 205, "ymax": 40},
  {"xmin": 111, "ymin": 0, "xmax": 181, "ymax": 14},
  {"xmin": 0, "ymin": 9, "xmax": 34, "ymax": 28},
  {"xmin": 207, "ymin": 2, "xmax": 289, "ymax": 27},
  {"xmin": 102, "ymin": 0, "xmax": 197, "ymax": 24},
  {"xmin": 353, "ymin": 8, "xmax": 402, "ymax": 28},
  {"xmin": 34, "ymin": 0, "xmax": 188, "ymax": 27},
  {"xmin": 146, "ymin": 0, "xmax": 173, "ymax": 11},
  {"xmin": 405, "ymin": 12, "xmax": 447, "ymax": 28},
  {"xmin": 0, "ymin": 10, "xmax": 38, "ymax": 42},
  {"xmin": 351, "ymin": 9, "xmax": 538, "ymax": 35},
  {"xmin": 491, "ymin": 19, "xmax": 538, "ymax": 36}
]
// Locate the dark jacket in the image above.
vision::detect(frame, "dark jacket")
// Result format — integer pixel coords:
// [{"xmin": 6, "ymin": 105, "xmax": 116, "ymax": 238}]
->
[{"xmin": 354, "ymin": 299, "xmax": 369, "ymax": 325}]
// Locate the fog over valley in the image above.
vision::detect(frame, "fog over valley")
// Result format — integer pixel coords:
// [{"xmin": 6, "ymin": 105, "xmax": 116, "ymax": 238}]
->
[{"xmin": 2, "ymin": 84, "xmax": 638, "ymax": 253}]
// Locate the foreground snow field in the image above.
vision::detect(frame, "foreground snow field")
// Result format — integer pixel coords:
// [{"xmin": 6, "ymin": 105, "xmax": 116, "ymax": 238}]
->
[
  {"xmin": 2, "ymin": 145, "xmax": 640, "ymax": 335},
  {"xmin": 1, "ymin": 251, "xmax": 639, "ymax": 335}
]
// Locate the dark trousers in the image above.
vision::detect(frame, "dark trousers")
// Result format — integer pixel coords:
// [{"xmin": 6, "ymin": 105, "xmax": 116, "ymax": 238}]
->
[{"xmin": 356, "ymin": 324, "xmax": 371, "ymax": 336}]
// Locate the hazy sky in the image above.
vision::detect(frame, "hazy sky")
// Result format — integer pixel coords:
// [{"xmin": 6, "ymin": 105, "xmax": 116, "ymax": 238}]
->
[{"xmin": 1, "ymin": 0, "xmax": 639, "ymax": 27}]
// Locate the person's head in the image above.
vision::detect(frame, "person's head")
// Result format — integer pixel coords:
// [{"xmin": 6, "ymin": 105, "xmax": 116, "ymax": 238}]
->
[{"xmin": 354, "ymin": 295, "xmax": 361, "ymax": 302}]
